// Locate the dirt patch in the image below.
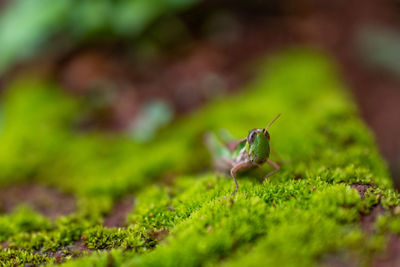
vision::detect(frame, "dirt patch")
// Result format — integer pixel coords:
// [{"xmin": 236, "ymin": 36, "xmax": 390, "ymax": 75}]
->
[
  {"xmin": 351, "ymin": 184, "xmax": 370, "ymax": 200},
  {"xmin": 322, "ymin": 253, "xmax": 357, "ymax": 267},
  {"xmin": 64, "ymin": 241, "xmax": 92, "ymax": 257},
  {"xmin": 357, "ymin": 200, "xmax": 400, "ymax": 266},
  {"xmin": 41, "ymin": 250, "xmax": 70, "ymax": 265},
  {"xmin": 0, "ymin": 184, "xmax": 76, "ymax": 219},
  {"xmin": 148, "ymin": 228, "xmax": 169, "ymax": 242},
  {"xmin": 103, "ymin": 196, "xmax": 134, "ymax": 228},
  {"xmin": 373, "ymin": 234, "xmax": 400, "ymax": 267},
  {"xmin": 361, "ymin": 205, "xmax": 385, "ymax": 233},
  {"xmin": 323, "ymin": 203, "xmax": 388, "ymax": 266},
  {"xmin": 33, "ymin": 241, "xmax": 92, "ymax": 264}
]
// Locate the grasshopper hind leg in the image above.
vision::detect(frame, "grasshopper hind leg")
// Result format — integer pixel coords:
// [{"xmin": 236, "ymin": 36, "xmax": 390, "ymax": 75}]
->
[{"xmin": 230, "ymin": 167, "xmax": 239, "ymax": 196}]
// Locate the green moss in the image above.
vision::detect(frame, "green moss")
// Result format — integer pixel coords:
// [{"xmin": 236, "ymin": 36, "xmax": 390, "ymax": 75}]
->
[
  {"xmin": 375, "ymin": 207, "xmax": 400, "ymax": 235},
  {"xmin": 0, "ymin": 206, "xmax": 52, "ymax": 242},
  {"xmin": 0, "ymin": 249, "xmax": 52, "ymax": 266},
  {"xmin": 83, "ymin": 226, "xmax": 127, "ymax": 250},
  {"xmin": 0, "ymin": 48, "xmax": 398, "ymax": 266}
]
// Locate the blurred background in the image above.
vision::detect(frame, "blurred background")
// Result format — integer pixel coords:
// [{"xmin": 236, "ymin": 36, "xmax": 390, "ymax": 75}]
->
[{"xmin": 0, "ymin": 0, "xmax": 400, "ymax": 187}]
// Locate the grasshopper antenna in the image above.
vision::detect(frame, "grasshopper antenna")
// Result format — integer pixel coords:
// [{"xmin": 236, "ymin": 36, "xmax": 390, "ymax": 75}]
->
[{"xmin": 264, "ymin": 114, "xmax": 281, "ymax": 133}]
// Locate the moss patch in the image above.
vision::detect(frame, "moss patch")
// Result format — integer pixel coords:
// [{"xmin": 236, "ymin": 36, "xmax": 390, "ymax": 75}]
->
[{"xmin": 0, "ymin": 48, "xmax": 399, "ymax": 266}]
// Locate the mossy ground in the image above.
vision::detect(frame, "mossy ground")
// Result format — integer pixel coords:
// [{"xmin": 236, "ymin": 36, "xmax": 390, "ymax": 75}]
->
[{"xmin": 0, "ymin": 48, "xmax": 399, "ymax": 266}]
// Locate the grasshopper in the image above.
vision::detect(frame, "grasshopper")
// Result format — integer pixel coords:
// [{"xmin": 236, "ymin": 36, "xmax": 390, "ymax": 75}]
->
[{"xmin": 205, "ymin": 114, "xmax": 281, "ymax": 195}]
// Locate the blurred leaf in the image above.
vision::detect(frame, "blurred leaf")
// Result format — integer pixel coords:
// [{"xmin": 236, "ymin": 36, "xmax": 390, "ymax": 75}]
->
[
  {"xmin": 0, "ymin": 0, "xmax": 70, "ymax": 73},
  {"xmin": 129, "ymin": 100, "xmax": 174, "ymax": 142},
  {"xmin": 356, "ymin": 24, "xmax": 400, "ymax": 77},
  {"xmin": 0, "ymin": 0, "xmax": 199, "ymax": 74},
  {"xmin": 68, "ymin": 1, "xmax": 112, "ymax": 38},
  {"xmin": 113, "ymin": 0, "xmax": 166, "ymax": 35}
]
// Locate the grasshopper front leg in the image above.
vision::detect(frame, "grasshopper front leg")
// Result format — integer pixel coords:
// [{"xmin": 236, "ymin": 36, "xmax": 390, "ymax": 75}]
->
[
  {"xmin": 230, "ymin": 161, "xmax": 252, "ymax": 196},
  {"xmin": 264, "ymin": 160, "xmax": 280, "ymax": 182}
]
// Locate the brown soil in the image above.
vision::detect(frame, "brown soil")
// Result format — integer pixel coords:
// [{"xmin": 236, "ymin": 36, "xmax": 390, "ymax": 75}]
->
[
  {"xmin": 358, "ymin": 204, "xmax": 400, "ymax": 267},
  {"xmin": 351, "ymin": 184, "xmax": 371, "ymax": 200},
  {"xmin": 351, "ymin": 184, "xmax": 400, "ymax": 267},
  {"xmin": 0, "ymin": 184, "xmax": 76, "ymax": 219},
  {"xmin": 103, "ymin": 196, "xmax": 134, "ymax": 228},
  {"xmin": 373, "ymin": 234, "xmax": 400, "ymax": 267},
  {"xmin": 33, "ymin": 241, "xmax": 92, "ymax": 264},
  {"xmin": 148, "ymin": 228, "xmax": 169, "ymax": 242},
  {"xmin": 323, "ymin": 202, "xmax": 389, "ymax": 267},
  {"xmin": 322, "ymin": 254, "xmax": 357, "ymax": 267},
  {"xmin": 361, "ymin": 205, "xmax": 385, "ymax": 233}
]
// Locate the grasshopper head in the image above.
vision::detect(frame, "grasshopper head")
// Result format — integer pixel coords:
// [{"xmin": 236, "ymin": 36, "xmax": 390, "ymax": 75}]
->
[
  {"xmin": 246, "ymin": 114, "xmax": 280, "ymax": 164},
  {"xmin": 247, "ymin": 129, "xmax": 270, "ymax": 164}
]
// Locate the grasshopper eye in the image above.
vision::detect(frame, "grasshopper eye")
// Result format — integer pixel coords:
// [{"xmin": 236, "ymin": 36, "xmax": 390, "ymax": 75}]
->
[{"xmin": 247, "ymin": 130, "xmax": 256, "ymax": 144}]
